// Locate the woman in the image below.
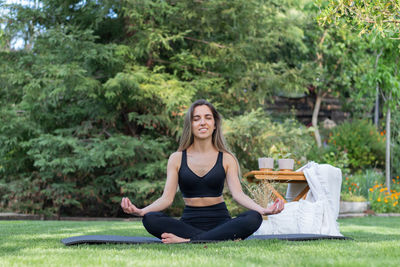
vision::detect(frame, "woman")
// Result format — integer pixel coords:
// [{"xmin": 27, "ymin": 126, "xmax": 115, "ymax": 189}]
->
[{"xmin": 121, "ymin": 99, "xmax": 284, "ymax": 243}]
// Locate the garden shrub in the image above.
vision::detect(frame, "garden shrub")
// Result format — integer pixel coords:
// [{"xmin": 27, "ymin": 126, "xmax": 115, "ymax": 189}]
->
[
  {"xmin": 0, "ymin": 64, "xmax": 193, "ymax": 217},
  {"xmin": 222, "ymin": 109, "xmax": 315, "ymax": 216},
  {"xmin": 224, "ymin": 108, "xmax": 315, "ymax": 173},
  {"xmin": 307, "ymin": 145, "xmax": 350, "ymax": 175},
  {"xmin": 327, "ymin": 120, "xmax": 385, "ymax": 170},
  {"xmin": 0, "ymin": 0, "xmax": 319, "ymax": 218}
]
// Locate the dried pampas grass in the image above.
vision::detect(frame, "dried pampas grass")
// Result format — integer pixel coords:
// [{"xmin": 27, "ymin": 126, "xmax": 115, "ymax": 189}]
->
[{"xmin": 245, "ymin": 180, "xmax": 277, "ymax": 208}]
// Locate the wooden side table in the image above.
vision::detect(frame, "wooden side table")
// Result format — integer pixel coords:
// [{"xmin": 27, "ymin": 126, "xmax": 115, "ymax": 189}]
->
[{"xmin": 244, "ymin": 170, "xmax": 309, "ymax": 203}]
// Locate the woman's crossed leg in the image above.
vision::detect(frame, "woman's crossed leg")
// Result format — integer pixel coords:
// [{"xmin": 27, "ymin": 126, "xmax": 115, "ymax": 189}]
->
[{"xmin": 142, "ymin": 210, "xmax": 262, "ymax": 243}]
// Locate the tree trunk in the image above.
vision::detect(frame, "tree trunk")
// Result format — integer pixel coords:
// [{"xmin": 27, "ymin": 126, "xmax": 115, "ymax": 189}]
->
[
  {"xmin": 312, "ymin": 30, "xmax": 328, "ymax": 148},
  {"xmin": 385, "ymin": 55, "xmax": 398, "ymax": 192},
  {"xmin": 374, "ymin": 49, "xmax": 383, "ymax": 127},
  {"xmin": 374, "ymin": 84, "xmax": 379, "ymax": 127},
  {"xmin": 312, "ymin": 91, "xmax": 323, "ymax": 147},
  {"xmin": 385, "ymin": 103, "xmax": 391, "ymax": 192}
]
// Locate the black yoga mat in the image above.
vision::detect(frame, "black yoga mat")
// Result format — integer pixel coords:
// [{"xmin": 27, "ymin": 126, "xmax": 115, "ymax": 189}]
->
[
  {"xmin": 62, "ymin": 235, "xmax": 162, "ymax": 245},
  {"xmin": 61, "ymin": 234, "xmax": 350, "ymax": 246}
]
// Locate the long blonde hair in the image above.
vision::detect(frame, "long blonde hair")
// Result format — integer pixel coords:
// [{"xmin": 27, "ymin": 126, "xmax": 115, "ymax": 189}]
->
[{"xmin": 178, "ymin": 99, "xmax": 241, "ymax": 175}]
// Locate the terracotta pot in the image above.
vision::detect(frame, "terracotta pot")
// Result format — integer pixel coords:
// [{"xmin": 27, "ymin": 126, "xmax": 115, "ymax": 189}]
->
[
  {"xmin": 278, "ymin": 159, "xmax": 294, "ymax": 171},
  {"xmin": 258, "ymin": 157, "xmax": 274, "ymax": 170}
]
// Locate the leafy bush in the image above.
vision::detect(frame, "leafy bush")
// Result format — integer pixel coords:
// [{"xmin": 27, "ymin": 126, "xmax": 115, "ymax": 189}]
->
[
  {"xmin": 224, "ymin": 108, "xmax": 315, "ymax": 173},
  {"xmin": 327, "ymin": 120, "xmax": 385, "ymax": 170},
  {"xmin": 307, "ymin": 146, "xmax": 350, "ymax": 174},
  {"xmin": 0, "ymin": 62, "xmax": 193, "ymax": 216}
]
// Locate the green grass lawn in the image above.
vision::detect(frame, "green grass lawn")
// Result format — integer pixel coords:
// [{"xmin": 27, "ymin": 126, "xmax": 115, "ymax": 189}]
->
[{"xmin": 1, "ymin": 217, "xmax": 400, "ymax": 267}]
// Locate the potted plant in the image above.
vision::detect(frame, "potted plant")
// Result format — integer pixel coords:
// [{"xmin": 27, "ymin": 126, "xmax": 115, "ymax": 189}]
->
[
  {"xmin": 339, "ymin": 192, "xmax": 368, "ymax": 213},
  {"xmin": 258, "ymin": 157, "xmax": 274, "ymax": 171},
  {"xmin": 339, "ymin": 176, "xmax": 369, "ymax": 214},
  {"xmin": 268, "ymin": 145, "xmax": 295, "ymax": 171}
]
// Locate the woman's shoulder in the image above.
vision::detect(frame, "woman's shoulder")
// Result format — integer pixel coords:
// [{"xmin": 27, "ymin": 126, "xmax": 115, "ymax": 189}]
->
[
  {"xmin": 222, "ymin": 151, "xmax": 236, "ymax": 165},
  {"xmin": 168, "ymin": 151, "xmax": 183, "ymax": 165}
]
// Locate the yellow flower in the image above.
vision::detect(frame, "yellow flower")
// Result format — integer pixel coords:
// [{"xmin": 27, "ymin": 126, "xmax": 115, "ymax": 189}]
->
[
  {"xmin": 369, "ymin": 188, "xmax": 373, "ymax": 192},
  {"xmin": 377, "ymin": 198, "xmax": 381, "ymax": 202},
  {"xmin": 384, "ymin": 198, "xmax": 388, "ymax": 203},
  {"xmin": 394, "ymin": 201, "xmax": 398, "ymax": 207}
]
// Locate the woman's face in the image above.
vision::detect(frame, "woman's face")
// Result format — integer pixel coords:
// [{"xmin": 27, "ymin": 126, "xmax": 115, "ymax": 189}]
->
[{"xmin": 191, "ymin": 105, "xmax": 216, "ymax": 140}]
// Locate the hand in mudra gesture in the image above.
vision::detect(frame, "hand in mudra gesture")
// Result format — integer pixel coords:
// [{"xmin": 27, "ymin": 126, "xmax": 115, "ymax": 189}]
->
[
  {"xmin": 261, "ymin": 198, "xmax": 285, "ymax": 215},
  {"xmin": 121, "ymin": 197, "xmax": 144, "ymax": 217}
]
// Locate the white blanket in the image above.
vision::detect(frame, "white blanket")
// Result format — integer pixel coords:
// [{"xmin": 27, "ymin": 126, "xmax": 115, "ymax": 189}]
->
[{"xmin": 253, "ymin": 162, "xmax": 342, "ymax": 236}]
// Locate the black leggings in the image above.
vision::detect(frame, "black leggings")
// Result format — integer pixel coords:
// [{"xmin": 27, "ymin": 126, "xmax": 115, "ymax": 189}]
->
[{"xmin": 142, "ymin": 202, "xmax": 262, "ymax": 241}]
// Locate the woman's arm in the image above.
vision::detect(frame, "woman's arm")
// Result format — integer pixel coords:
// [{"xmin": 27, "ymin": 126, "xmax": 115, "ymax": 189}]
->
[
  {"xmin": 121, "ymin": 152, "xmax": 181, "ymax": 216},
  {"xmin": 224, "ymin": 153, "xmax": 284, "ymax": 215}
]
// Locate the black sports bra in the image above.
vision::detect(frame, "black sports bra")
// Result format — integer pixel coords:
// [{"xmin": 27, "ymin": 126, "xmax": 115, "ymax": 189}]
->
[{"xmin": 178, "ymin": 150, "xmax": 226, "ymax": 198}]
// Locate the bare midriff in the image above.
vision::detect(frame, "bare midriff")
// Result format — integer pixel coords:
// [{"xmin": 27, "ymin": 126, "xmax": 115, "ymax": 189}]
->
[{"xmin": 183, "ymin": 196, "xmax": 224, "ymax": 207}]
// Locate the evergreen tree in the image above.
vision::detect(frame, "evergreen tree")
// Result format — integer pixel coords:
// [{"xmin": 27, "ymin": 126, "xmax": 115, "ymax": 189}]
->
[{"xmin": 0, "ymin": 0, "xmax": 359, "ymax": 216}]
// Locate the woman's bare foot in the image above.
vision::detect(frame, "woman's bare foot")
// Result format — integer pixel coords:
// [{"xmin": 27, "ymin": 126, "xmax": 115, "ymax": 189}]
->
[{"xmin": 161, "ymin": 233, "xmax": 190, "ymax": 244}]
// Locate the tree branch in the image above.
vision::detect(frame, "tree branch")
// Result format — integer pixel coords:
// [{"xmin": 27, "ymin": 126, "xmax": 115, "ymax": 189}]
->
[
  {"xmin": 152, "ymin": 58, "xmax": 221, "ymax": 76},
  {"xmin": 184, "ymin": 36, "xmax": 227, "ymax": 48},
  {"xmin": 374, "ymin": 48, "xmax": 383, "ymax": 69},
  {"xmin": 122, "ymin": 112, "xmax": 137, "ymax": 137}
]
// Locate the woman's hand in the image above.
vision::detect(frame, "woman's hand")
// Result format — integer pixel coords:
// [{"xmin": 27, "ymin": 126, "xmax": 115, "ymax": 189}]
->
[
  {"xmin": 260, "ymin": 198, "xmax": 285, "ymax": 215},
  {"xmin": 121, "ymin": 197, "xmax": 144, "ymax": 217}
]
